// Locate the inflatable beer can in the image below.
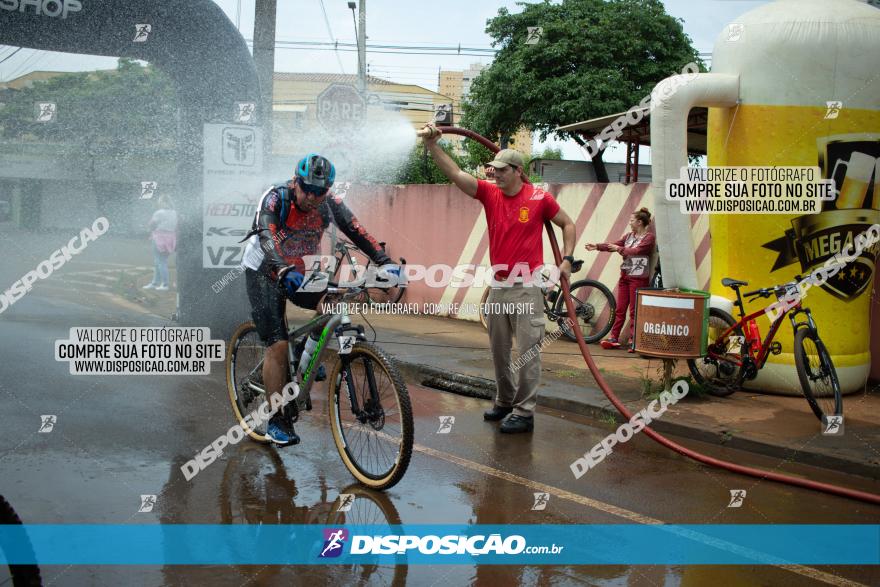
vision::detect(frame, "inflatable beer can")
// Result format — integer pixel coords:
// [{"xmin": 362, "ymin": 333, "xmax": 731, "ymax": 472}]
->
[{"xmin": 707, "ymin": 0, "xmax": 880, "ymax": 394}]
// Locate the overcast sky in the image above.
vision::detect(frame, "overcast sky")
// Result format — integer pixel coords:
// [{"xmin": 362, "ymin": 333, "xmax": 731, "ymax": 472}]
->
[{"xmin": 0, "ymin": 0, "xmax": 772, "ymax": 159}]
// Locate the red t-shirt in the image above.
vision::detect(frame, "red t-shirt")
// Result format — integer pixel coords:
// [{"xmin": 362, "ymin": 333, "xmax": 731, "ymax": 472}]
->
[{"xmin": 475, "ymin": 180, "xmax": 560, "ymax": 280}]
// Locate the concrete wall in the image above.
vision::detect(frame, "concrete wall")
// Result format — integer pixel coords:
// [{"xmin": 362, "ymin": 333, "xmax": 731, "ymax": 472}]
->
[
  {"xmin": 331, "ymin": 182, "xmax": 709, "ymax": 321},
  {"xmin": 337, "ymin": 181, "xmax": 880, "ymax": 381}
]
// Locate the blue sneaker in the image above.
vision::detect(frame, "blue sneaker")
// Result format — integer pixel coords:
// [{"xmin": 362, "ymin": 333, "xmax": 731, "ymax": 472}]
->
[
  {"xmin": 266, "ymin": 414, "xmax": 300, "ymax": 446},
  {"xmin": 315, "ymin": 364, "xmax": 327, "ymax": 382}
]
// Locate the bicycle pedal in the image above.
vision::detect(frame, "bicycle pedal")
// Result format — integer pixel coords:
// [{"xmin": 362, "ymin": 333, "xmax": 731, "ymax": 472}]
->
[{"xmin": 769, "ymin": 342, "xmax": 782, "ymax": 356}]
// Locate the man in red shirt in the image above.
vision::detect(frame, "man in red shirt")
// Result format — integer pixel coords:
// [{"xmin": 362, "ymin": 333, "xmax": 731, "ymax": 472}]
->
[{"xmin": 424, "ymin": 126, "xmax": 576, "ymax": 433}]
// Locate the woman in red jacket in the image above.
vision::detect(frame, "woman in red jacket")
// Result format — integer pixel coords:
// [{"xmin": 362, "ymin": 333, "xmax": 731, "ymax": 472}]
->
[{"xmin": 585, "ymin": 208, "xmax": 656, "ymax": 351}]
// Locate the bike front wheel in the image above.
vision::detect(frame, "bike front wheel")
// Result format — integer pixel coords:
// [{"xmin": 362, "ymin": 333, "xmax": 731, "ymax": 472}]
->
[
  {"xmin": 226, "ymin": 321, "xmax": 272, "ymax": 443},
  {"xmin": 555, "ymin": 280, "xmax": 616, "ymax": 343},
  {"xmin": 687, "ymin": 308, "xmax": 743, "ymax": 397},
  {"xmin": 0, "ymin": 495, "xmax": 42, "ymax": 587},
  {"xmin": 328, "ymin": 342, "xmax": 413, "ymax": 490},
  {"xmin": 793, "ymin": 327, "xmax": 842, "ymax": 424}
]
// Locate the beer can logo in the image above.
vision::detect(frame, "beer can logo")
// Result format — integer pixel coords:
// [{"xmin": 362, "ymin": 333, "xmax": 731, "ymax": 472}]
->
[{"xmin": 763, "ymin": 136, "xmax": 880, "ymax": 301}]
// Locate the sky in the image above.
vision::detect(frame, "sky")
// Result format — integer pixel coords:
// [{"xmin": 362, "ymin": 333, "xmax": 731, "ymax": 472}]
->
[{"xmin": 0, "ymin": 0, "xmax": 773, "ymax": 161}]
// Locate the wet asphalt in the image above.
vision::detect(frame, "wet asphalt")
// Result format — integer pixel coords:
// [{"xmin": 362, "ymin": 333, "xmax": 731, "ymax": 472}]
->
[{"xmin": 1, "ymin": 249, "xmax": 879, "ymax": 586}]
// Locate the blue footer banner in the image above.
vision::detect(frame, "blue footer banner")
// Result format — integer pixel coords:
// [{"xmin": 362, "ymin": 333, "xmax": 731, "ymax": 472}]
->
[{"xmin": 1, "ymin": 525, "xmax": 878, "ymax": 565}]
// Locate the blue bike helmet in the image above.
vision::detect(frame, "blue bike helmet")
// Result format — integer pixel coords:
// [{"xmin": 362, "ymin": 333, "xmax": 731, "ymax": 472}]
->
[{"xmin": 295, "ymin": 153, "xmax": 336, "ymax": 192}]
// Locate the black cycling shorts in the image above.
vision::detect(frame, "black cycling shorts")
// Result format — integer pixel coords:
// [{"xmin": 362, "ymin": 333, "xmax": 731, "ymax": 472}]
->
[{"xmin": 245, "ymin": 268, "xmax": 325, "ymax": 346}]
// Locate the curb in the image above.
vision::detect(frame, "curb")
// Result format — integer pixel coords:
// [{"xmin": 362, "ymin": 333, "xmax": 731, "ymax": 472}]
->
[{"xmin": 397, "ymin": 359, "xmax": 880, "ymax": 479}]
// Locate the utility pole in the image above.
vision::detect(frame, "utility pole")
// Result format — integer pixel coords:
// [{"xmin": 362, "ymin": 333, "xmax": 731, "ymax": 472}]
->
[
  {"xmin": 357, "ymin": 0, "xmax": 366, "ymax": 93},
  {"xmin": 253, "ymin": 0, "xmax": 277, "ymax": 154}
]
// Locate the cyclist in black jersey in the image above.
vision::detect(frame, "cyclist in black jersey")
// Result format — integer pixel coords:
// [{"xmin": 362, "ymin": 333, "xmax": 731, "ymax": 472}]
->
[{"xmin": 241, "ymin": 153, "xmax": 400, "ymax": 446}]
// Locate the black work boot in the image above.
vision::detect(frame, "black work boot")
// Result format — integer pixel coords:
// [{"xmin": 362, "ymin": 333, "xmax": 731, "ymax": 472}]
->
[
  {"xmin": 500, "ymin": 414, "xmax": 534, "ymax": 434},
  {"xmin": 483, "ymin": 405, "xmax": 513, "ymax": 421}
]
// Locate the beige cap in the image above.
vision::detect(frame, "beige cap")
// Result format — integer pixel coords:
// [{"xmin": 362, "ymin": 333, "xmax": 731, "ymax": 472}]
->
[{"xmin": 487, "ymin": 148, "xmax": 526, "ymax": 169}]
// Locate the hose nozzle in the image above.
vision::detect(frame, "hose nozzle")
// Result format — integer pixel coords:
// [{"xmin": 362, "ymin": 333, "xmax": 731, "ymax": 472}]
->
[{"xmin": 417, "ymin": 125, "xmax": 440, "ymax": 139}]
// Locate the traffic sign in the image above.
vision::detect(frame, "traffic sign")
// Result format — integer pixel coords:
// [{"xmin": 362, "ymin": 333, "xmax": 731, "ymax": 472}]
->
[{"xmin": 317, "ymin": 84, "xmax": 366, "ymax": 133}]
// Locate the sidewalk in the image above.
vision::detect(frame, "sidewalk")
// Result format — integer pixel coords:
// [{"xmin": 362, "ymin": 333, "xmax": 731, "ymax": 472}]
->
[
  {"xmin": 147, "ymin": 289, "xmax": 879, "ymax": 478},
  {"xmin": 289, "ymin": 308, "xmax": 880, "ymax": 478}
]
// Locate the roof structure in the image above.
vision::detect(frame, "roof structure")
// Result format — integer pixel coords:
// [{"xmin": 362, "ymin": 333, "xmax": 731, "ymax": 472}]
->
[
  {"xmin": 556, "ymin": 106, "xmax": 709, "ymax": 155},
  {"xmin": 555, "ymin": 106, "xmax": 708, "ymax": 183}
]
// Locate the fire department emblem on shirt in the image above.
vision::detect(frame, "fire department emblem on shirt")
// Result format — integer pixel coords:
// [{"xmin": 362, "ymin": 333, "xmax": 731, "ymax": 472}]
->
[{"xmin": 519, "ymin": 207, "xmax": 530, "ymax": 223}]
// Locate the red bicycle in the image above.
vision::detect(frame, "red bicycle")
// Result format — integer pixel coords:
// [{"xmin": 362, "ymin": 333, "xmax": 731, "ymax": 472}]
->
[{"xmin": 687, "ymin": 276, "xmax": 842, "ymax": 424}]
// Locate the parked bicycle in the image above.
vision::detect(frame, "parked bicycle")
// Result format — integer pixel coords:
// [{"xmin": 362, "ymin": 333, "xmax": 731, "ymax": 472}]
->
[
  {"xmin": 0, "ymin": 495, "xmax": 42, "ymax": 586},
  {"xmin": 687, "ymin": 276, "xmax": 842, "ymax": 424},
  {"xmin": 226, "ymin": 278, "xmax": 414, "ymax": 490},
  {"xmin": 478, "ymin": 259, "xmax": 616, "ymax": 344},
  {"xmin": 330, "ymin": 238, "xmax": 407, "ymax": 304}
]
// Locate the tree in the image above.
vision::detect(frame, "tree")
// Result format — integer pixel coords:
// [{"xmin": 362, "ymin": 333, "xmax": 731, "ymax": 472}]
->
[
  {"xmin": 462, "ymin": 0, "xmax": 704, "ymax": 182},
  {"xmin": 393, "ymin": 141, "xmax": 469, "ymax": 184},
  {"xmin": 535, "ymin": 146, "xmax": 563, "ymax": 160},
  {"xmin": 0, "ymin": 58, "xmax": 179, "ymax": 150}
]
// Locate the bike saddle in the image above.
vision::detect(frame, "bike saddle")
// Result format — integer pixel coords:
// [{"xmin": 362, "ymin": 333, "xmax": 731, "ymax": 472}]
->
[{"xmin": 721, "ymin": 277, "xmax": 749, "ymax": 288}]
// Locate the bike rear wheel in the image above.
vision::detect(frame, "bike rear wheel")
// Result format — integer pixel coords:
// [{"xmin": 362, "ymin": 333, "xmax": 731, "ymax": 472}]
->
[
  {"xmin": 226, "ymin": 321, "xmax": 272, "ymax": 443},
  {"xmin": 0, "ymin": 495, "xmax": 42, "ymax": 587},
  {"xmin": 793, "ymin": 327, "xmax": 843, "ymax": 424},
  {"xmin": 555, "ymin": 280, "xmax": 616, "ymax": 343},
  {"xmin": 687, "ymin": 308, "xmax": 743, "ymax": 397},
  {"xmin": 328, "ymin": 342, "xmax": 413, "ymax": 490}
]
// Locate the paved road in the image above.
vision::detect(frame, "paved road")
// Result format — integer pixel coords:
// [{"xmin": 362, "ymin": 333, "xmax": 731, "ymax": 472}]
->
[{"xmin": 2, "ymin": 276, "xmax": 879, "ymax": 587}]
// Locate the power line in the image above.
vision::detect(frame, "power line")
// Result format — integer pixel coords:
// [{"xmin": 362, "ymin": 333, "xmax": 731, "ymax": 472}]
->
[
  {"xmin": 0, "ymin": 47, "xmax": 23, "ymax": 66},
  {"xmin": 317, "ymin": 0, "xmax": 346, "ymax": 74}
]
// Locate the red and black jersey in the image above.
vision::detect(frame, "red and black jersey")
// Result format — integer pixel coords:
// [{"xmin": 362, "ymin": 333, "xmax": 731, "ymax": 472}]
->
[{"xmin": 241, "ymin": 182, "xmax": 390, "ymax": 279}]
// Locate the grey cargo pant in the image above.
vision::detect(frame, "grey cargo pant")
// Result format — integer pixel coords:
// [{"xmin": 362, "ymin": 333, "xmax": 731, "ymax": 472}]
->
[{"xmin": 486, "ymin": 284, "xmax": 546, "ymax": 417}]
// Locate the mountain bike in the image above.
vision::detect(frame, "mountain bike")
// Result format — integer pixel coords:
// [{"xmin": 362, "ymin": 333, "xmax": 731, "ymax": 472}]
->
[
  {"xmin": 0, "ymin": 495, "xmax": 42, "ymax": 587},
  {"xmin": 225, "ymin": 280, "xmax": 414, "ymax": 490},
  {"xmin": 478, "ymin": 259, "xmax": 616, "ymax": 343},
  {"xmin": 330, "ymin": 238, "xmax": 407, "ymax": 304},
  {"xmin": 687, "ymin": 276, "xmax": 842, "ymax": 424}
]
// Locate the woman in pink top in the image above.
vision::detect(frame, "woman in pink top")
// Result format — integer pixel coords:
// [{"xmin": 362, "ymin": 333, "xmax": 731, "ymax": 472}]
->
[
  {"xmin": 143, "ymin": 195, "xmax": 178, "ymax": 291},
  {"xmin": 585, "ymin": 208, "xmax": 656, "ymax": 351}
]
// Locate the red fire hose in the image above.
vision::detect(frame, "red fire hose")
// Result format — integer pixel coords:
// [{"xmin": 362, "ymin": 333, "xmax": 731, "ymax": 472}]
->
[{"xmin": 434, "ymin": 125, "xmax": 880, "ymax": 506}]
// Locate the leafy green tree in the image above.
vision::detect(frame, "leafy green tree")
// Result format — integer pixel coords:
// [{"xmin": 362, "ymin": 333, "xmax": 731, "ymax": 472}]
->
[
  {"xmin": 534, "ymin": 146, "xmax": 563, "ymax": 160},
  {"xmin": 0, "ymin": 58, "xmax": 178, "ymax": 150},
  {"xmin": 462, "ymin": 0, "xmax": 704, "ymax": 182},
  {"xmin": 393, "ymin": 141, "xmax": 469, "ymax": 184}
]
